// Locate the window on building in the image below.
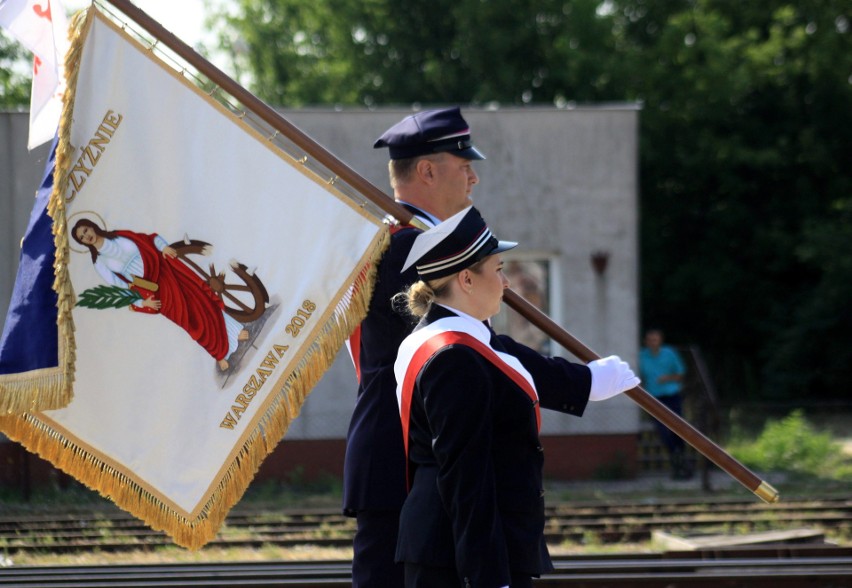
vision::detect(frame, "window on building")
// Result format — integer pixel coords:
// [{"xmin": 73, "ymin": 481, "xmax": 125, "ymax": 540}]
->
[{"xmin": 492, "ymin": 256, "xmax": 554, "ymax": 355}]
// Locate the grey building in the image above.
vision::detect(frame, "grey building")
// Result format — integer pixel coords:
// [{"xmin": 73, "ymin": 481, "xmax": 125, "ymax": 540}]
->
[{"xmin": 1, "ymin": 106, "xmax": 641, "ymax": 483}]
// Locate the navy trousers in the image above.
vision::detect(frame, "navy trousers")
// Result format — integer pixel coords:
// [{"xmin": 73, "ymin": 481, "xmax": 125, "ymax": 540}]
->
[
  {"xmin": 352, "ymin": 510, "xmax": 404, "ymax": 588},
  {"xmin": 652, "ymin": 393, "xmax": 685, "ymax": 454}
]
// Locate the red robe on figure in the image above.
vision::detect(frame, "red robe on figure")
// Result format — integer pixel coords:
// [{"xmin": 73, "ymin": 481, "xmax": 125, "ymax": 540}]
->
[{"xmin": 117, "ymin": 231, "xmax": 230, "ymax": 361}]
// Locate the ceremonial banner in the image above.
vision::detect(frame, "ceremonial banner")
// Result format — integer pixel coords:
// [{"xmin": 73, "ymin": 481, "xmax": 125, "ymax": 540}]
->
[
  {"xmin": 0, "ymin": 0, "xmax": 70, "ymax": 149},
  {"xmin": 0, "ymin": 7, "xmax": 388, "ymax": 548},
  {"xmin": 0, "ymin": 139, "xmax": 66, "ymax": 414}
]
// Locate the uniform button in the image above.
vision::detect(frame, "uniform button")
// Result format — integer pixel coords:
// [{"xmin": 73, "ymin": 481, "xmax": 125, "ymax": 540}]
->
[
  {"xmin": 536, "ymin": 445, "xmax": 544, "ymax": 453},
  {"xmin": 464, "ymin": 577, "xmax": 471, "ymax": 588}
]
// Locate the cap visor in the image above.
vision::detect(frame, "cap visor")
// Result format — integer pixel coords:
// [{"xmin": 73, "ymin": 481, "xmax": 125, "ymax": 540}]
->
[
  {"xmin": 493, "ymin": 240, "xmax": 518, "ymax": 255},
  {"xmin": 458, "ymin": 146, "xmax": 486, "ymax": 160}
]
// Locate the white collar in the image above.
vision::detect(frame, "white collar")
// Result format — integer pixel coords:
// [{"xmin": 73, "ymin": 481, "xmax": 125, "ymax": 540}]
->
[
  {"xmin": 394, "ymin": 308, "xmax": 538, "ymax": 410},
  {"xmin": 433, "ymin": 303, "xmax": 490, "ymax": 342},
  {"xmin": 396, "ymin": 200, "xmax": 440, "ymax": 227}
]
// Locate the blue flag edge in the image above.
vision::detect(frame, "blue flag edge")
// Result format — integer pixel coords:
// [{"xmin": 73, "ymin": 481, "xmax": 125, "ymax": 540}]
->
[{"xmin": 0, "ymin": 134, "xmax": 75, "ymax": 414}]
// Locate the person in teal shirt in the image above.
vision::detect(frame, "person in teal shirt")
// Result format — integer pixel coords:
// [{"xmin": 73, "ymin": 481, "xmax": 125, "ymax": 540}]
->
[{"xmin": 639, "ymin": 329, "xmax": 692, "ymax": 479}]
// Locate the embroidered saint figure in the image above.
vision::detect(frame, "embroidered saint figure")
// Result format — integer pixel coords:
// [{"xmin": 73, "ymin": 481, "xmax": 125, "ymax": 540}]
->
[{"xmin": 72, "ymin": 219, "xmax": 249, "ymax": 370}]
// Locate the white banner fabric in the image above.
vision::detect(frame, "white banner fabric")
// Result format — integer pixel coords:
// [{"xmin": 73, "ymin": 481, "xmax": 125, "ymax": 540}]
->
[
  {"xmin": 0, "ymin": 0, "xmax": 69, "ymax": 148},
  {"xmin": 0, "ymin": 8, "xmax": 387, "ymax": 549}
]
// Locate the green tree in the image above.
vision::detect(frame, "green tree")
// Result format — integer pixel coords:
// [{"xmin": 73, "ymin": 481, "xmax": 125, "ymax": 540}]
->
[
  {"xmin": 764, "ymin": 205, "xmax": 852, "ymax": 395},
  {"xmin": 215, "ymin": 0, "xmax": 852, "ymax": 402},
  {"xmin": 217, "ymin": 0, "xmax": 626, "ymax": 105},
  {"xmin": 614, "ymin": 0, "xmax": 852, "ymax": 399},
  {"xmin": 0, "ymin": 31, "xmax": 31, "ymax": 107}
]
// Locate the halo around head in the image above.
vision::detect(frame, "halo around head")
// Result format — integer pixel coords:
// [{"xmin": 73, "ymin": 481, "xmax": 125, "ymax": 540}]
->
[{"xmin": 68, "ymin": 210, "xmax": 108, "ymax": 254}]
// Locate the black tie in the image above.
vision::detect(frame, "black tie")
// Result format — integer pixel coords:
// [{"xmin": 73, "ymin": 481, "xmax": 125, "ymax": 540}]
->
[{"xmin": 486, "ymin": 324, "xmax": 507, "ymax": 351}]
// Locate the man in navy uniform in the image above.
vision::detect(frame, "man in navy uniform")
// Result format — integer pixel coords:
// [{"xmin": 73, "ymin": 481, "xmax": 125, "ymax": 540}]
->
[{"xmin": 343, "ymin": 107, "xmax": 486, "ymax": 587}]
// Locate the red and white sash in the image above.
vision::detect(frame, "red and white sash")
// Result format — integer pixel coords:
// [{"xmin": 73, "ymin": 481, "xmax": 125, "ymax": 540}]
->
[{"xmin": 394, "ymin": 315, "xmax": 541, "ymax": 488}]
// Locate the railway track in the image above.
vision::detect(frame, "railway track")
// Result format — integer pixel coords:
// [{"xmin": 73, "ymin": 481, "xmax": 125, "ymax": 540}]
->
[
  {"xmin": 1, "ymin": 496, "xmax": 850, "ymax": 555},
  {"xmin": 1, "ymin": 548, "xmax": 851, "ymax": 587}
]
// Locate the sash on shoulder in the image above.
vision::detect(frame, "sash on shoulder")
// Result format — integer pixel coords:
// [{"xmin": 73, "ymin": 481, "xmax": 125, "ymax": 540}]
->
[{"xmin": 398, "ymin": 330, "xmax": 541, "ymax": 489}]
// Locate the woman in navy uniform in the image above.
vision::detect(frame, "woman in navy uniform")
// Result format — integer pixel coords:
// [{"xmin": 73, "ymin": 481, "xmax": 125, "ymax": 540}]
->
[
  {"xmin": 345, "ymin": 107, "xmax": 486, "ymax": 587},
  {"xmin": 394, "ymin": 206, "xmax": 639, "ymax": 587}
]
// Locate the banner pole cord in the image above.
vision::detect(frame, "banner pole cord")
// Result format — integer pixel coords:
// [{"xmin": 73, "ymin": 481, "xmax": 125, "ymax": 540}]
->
[{"xmin": 99, "ymin": 0, "xmax": 778, "ymax": 504}]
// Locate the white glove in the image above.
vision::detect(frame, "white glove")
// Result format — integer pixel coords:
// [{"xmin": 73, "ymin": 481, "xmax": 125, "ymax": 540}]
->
[{"xmin": 587, "ymin": 355, "xmax": 640, "ymax": 401}]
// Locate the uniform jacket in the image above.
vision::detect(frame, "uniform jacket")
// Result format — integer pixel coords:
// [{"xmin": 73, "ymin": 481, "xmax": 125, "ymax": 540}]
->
[
  {"xmin": 394, "ymin": 305, "xmax": 591, "ymax": 587},
  {"xmin": 343, "ymin": 204, "xmax": 433, "ymax": 514}
]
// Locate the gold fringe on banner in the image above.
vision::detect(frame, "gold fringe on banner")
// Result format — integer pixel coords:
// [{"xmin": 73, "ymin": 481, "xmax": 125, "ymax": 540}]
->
[
  {"xmin": 0, "ymin": 367, "xmax": 71, "ymax": 414},
  {"xmin": 0, "ymin": 12, "xmax": 83, "ymax": 416},
  {"xmin": 0, "ymin": 227, "xmax": 389, "ymax": 550},
  {"xmin": 0, "ymin": 6, "xmax": 391, "ymax": 550}
]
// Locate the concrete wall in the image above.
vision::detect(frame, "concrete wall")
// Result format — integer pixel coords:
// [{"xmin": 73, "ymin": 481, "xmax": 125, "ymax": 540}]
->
[
  {"xmin": 277, "ymin": 107, "xmax": 642, "ymax": 440},
  {"xmin": 1, "ymin": 106, "xmax": 641, "ymax": 478}
]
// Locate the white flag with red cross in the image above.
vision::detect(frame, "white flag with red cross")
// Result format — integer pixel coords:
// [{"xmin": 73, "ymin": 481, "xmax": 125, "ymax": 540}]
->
[{"xmin": 0, "ymin": 0, "xmax": 69, "ymax": 149}]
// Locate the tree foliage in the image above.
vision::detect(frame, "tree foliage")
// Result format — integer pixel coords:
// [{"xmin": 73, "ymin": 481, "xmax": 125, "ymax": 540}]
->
[
  {"xmin": 217, "ymin": 0, "xmax": 630, "ymax": 105},
  {"xmin": 616, "ymin": 0, "xmax": 852, "ymax": 399},
  {"xmin": 220, "ymin": 0, "xmax": 852, "ymax": 401},
  {"xmin": 0, "ymin": 31, "xmax": 31, "ymax": 108}
]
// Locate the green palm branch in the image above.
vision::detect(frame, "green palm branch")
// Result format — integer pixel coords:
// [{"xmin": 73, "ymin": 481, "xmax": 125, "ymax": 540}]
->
[{"xmin": 76, "ymin": 285, "xmax": 142, "ymax": 309}]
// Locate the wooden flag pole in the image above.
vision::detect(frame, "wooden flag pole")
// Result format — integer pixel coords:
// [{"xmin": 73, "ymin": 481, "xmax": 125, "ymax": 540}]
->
[
  {"xmin": 99, "ymin": 0, "xmax": 779, "ymax": 504},
  {"xmin": 503, "ymin": 289, "xmax": 778, "ymax": 503}
]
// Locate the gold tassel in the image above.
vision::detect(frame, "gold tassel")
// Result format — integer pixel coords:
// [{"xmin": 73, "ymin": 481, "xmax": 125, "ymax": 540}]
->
[
  {"xmin": 0, "ymin": 372, "xmax": 67, "ymax": 414},
  {"xmin": 0, "ymin": 224, "xmax": 390, "ymax": 550},
  {"xmin": 0, "ymin": 10, "xmax": 90, "ymax": 415}
]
